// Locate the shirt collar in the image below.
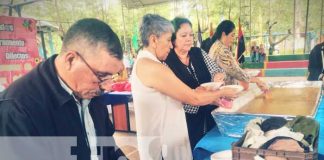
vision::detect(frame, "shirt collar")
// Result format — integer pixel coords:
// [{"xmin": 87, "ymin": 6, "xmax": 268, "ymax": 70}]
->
[
  {"xmin": 57, "ymin": 75, "xmax": 81, "ymax": 103},
  {"xmin": 57, "ymin": 75, "xmax": 91, "ymax": 106}
]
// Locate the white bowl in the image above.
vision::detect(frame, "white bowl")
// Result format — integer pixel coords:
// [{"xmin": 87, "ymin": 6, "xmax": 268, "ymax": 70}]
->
[
  {"xmin": 220, "ymin": 85, "xmax": 244, "ymax": 93},
  {"xmin": 245, "ymin": 69, "xmax": 260, "ymax": 77},
  {"xmin": 201, "ymin": 82, "xmax": 223, "ymax": 90}
]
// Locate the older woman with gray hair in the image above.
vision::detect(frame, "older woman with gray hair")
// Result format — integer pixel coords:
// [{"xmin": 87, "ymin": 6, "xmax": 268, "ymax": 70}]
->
[{"xmin": 131, "ymin": 14, "xmax": 238, "ymax": 159}]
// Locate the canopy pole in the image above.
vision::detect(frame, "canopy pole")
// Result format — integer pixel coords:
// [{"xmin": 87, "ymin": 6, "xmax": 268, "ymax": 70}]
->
[
  {"xmin": 121, "ymin": 4, "xmax": 127, "ymax": 51},
  {"xmin": 249, "ymin": 0, "xmax": 251, "ymax": 47},
  {"xmin": 303, "ymin": 0, "xmax": 310, "ymax": 54},
  {"xmin": 205, "ymin": 0, "xmax": 210, "ymax": 25},
  {"xmin": 293, "ymin": 0, "xmax": 296, "ymax": 54},
  {"xmin": 54, "ymin": 0, "xmax": 65, "ymax": 39},
  {"xmin": 321, "ymin": 0, "xmax": 324, "ymax": 43}
]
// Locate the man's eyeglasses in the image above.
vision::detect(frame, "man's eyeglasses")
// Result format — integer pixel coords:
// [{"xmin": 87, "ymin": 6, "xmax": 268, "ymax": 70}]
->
[{"xmin": 74, "ymin": 51, "xmax": 118, "ymax": 84}]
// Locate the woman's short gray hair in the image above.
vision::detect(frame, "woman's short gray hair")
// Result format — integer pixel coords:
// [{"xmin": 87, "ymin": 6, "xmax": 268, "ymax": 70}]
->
[{"xmin": 140, "ymin": 14, "xmax": 174, "ymax": 47}]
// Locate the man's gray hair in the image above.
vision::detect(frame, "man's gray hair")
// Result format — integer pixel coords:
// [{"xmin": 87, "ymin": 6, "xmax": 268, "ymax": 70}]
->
[{"xmin": 140, "ymin": 14, "xmax": 174, "ymax": 47}]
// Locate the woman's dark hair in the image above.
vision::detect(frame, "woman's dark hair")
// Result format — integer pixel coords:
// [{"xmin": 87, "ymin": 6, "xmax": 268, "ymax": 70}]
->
[
  {"xmin": 211, "ymin": 20, "xmax": 235, "ymax": 44},
  {"xmin": 171, "ymin": 17, "xmax": 192, "ymax": 44}
]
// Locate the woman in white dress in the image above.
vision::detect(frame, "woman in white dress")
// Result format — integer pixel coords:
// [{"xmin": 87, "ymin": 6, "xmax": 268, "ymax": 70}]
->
[{"xmin": 131, "ymin": 14, "xmax": 238, "ymax": 160}]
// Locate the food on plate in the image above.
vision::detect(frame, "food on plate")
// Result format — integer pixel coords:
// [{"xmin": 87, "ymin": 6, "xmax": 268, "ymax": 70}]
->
[{"xmin": 217, "ymin": 98, "xmax": 233, "ymax": 109}]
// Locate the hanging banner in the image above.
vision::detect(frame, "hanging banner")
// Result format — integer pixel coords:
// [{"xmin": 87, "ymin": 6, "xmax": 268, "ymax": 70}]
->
[{"xmin": 0, "ymin": 16, "xmax": 41, "ymax": 87}]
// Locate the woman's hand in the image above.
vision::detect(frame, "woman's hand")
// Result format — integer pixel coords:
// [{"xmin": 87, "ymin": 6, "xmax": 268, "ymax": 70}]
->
[
  {"xmin": 218, "ymin": 87, "xmax": 239, "ymax": 99},
  {"xmin": 250, "ymin": 77, "xmax": 269, "ymax": 92},
  {"xmin": 195, "ymin": 86, "xmax": 207, "ymax": 92},
  {"xmin": 213, "ymin": 73, "xmax": 226, "ymax": 82},
  {"xmin": 211, "ymin": 88, "xmax": 238, "ymax": 108},
  {"xmin": 256, "ymin": 81, "xmax": 269, "ymax": 92},
  {"xmin": 239, "ymin": 81, "xmax": 249, "ymax": 91}
]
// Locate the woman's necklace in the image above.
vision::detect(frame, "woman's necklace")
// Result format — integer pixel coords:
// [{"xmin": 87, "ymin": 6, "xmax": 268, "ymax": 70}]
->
[{"xmin": 178, "ymin": 54, "xmax": 190, "ymax": 65}]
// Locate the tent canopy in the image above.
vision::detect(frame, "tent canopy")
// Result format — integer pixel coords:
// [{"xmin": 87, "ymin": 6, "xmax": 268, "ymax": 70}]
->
[
  {"xmin": 37, "ymin": 20, "xmax": 59, "ymax": 33},
  {"xmin": 121, "ymin": 0, "xmax": 172, "ymax": 9}
]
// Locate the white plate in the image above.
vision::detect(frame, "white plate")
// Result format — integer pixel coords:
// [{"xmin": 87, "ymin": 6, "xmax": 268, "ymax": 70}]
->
[
  {"xmin": 210, "ymin": 150, "xmax": 232, "ymax": 160},
  {"xmin": 245, "ymin": 69, "xmax": 260, "ymax": 77},
  {"xmin": 201, "ymin": 82, "xmax": 223, "ymax": 90},
  {"xmin": 220, "ymin": 85, "xmax": 244, "ymax": 93}
]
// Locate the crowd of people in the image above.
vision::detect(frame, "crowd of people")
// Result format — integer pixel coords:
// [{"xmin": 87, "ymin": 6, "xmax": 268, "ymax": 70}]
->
[
  {"xmin": 250, "ymin": 42, "xmax": 266, "ymax": 63},
  {"xmin": 0, "ymin": 14, "xmax": 270, "ymax": 160}
]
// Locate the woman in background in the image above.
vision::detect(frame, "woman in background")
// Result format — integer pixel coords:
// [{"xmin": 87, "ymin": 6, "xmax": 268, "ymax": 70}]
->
[
  {"xmin": 259, "ymin": 44, "xmax": 266, "ymax": 62},
  {"xmin": 209, "ymin": 20, "xmax": 268, "ymax": 91}
]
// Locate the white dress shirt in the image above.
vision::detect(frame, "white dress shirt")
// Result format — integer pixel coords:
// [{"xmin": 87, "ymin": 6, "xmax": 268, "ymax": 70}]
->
[{"xmin": 58, "ymin": 76, "xmax": 98, "ymax": 160}]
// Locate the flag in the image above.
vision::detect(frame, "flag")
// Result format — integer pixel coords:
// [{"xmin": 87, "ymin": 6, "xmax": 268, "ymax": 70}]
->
[
  {"xmin": 209, "ymin": 22, "xmax": 214, "ymax": 37},
  {"xmin": 237, "ymin": 18, "xmax": 246, "ymax": 64},
  {"xmin": 196, "ymin": 20, "xmax": 203, "ymax": 47},
  {"xmin": 132, "ymin": 23, "xmax": 139, "ymax": 51}
]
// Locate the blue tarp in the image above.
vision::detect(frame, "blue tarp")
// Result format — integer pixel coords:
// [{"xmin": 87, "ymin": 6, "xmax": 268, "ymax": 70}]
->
[{"xmin": 193, "ymin": 96, "xmax": 324, "ymax": 160}]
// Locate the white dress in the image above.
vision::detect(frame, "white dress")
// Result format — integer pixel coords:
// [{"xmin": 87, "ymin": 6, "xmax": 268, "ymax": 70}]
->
[{"xmin": 131, "ymin": 50, "xmax": 192, "ymax": 160}]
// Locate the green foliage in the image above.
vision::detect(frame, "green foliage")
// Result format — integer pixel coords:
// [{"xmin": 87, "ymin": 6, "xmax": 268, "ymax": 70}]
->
[{"xmin": 3, "ymin": 0, "xmax": 323, "ymax": 54}]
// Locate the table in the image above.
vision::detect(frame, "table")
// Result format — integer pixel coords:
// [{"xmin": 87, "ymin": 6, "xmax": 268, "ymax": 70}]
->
[
  {"xmin": 193, "ymin": 96, "xmax": 324, "ymax": 160},
  {"xmin": 96, "ymin": 91, "xmax": 134, "ymax": 133}
]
